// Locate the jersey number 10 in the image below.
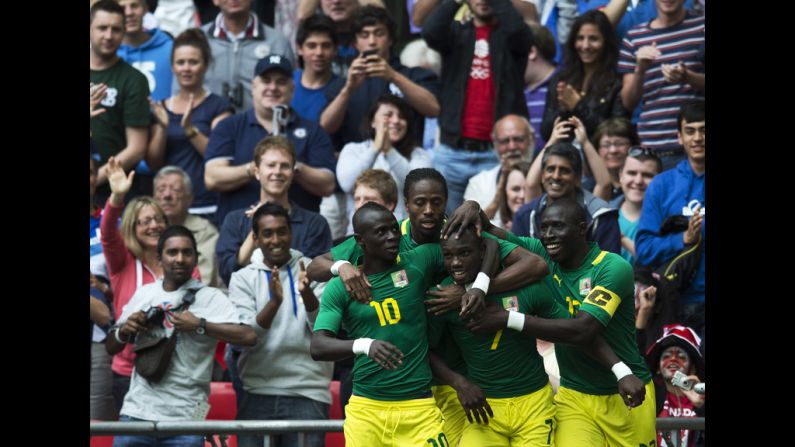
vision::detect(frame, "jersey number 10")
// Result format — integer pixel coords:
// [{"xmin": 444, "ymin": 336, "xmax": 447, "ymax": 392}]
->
[{"xmin": 370, "ymin": 298, "xmax": 401, "ymax": 326}]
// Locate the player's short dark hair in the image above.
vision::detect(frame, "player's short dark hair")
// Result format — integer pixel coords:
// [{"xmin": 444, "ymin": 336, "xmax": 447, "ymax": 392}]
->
[
  {"xmin": 157, "ymin": 225, "xmax": 197, "ymax": 256},
  {"xmin": 542, "ymin": 143, "xmax": 583, "ymax": 178},
  {"xmin": 404, "ymin": 168, "xmax": 448, "ymax": 201},
  {"xmin": 352, "ymin": 201, "xmax": 392, "ymax": 234},
  {"xmin": 543, "ymin": 198, "xmax": 587, "ymax": 226},
  {"xmin": 252, "ymin": 202, "xmax": 291, "ymax": 234}
]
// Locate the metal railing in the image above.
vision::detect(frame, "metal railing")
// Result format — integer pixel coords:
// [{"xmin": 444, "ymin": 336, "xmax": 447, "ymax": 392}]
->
[{"xmin": 90, "ymin": 418, "xmax": 703, "ymax": 446}]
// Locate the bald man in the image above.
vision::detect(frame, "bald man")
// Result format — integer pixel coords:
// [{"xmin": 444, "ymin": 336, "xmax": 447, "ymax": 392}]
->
[{"xmin": 463, "ymin": 114, "xmax": 535, "ymax": 227}]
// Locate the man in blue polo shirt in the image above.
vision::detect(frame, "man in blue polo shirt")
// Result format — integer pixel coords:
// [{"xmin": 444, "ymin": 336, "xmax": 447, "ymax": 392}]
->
[{"xmin": 205, "ymin": 54, "xmax": 337, "ymax": 225}]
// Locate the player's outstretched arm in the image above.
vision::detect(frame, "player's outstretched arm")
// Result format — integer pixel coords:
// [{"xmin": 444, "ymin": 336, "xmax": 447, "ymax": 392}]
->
[
  {"xmin": 428, "ymin": 351, "xmax": 493, "ymax": 425},
  {"xmin": 489, "ymin": 246, "xmax": 549, "ymax": 294},
  {"xmin": 307, "ymin": 252, "xmax": 335, "ymax": 282}
]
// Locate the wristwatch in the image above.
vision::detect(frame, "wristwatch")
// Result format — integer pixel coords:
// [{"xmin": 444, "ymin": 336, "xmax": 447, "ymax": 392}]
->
[{"xmin": 196, "ymin": 317, "xmax": 207, "ymax": 335}]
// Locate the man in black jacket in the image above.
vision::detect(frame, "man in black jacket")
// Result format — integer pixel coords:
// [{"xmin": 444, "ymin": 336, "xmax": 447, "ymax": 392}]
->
[{"xmin": 422, "ymin": 0, "xmax": 533, "ymax": 214}]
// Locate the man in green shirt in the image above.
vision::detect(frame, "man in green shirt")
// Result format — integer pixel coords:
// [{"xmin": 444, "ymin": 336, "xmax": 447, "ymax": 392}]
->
[
  {"xmin": 310, "ymin": 202, "xmax": 496, "ymax": 446},
  {"xmin": 466, "ymin": 199, "xmax": 656, "ymax": 447}
]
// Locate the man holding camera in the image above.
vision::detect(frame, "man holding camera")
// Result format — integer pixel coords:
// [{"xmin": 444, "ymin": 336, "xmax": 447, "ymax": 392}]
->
[
  {"xmin": 422, "ymin": 0, "xmax": 534, "ymax": 215},
  {"xmin": 319, "ymin": 5, "xmax": 440, "ymax": 147},
  {"xmin": 107, "ymin": 225, "xmax": 256, "ymax": 447}
]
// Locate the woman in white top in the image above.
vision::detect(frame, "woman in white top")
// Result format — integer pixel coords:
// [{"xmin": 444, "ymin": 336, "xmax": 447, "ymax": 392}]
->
[{"xmin": 336, "ymin": 94, "xmax": 432, "ymax": 234}]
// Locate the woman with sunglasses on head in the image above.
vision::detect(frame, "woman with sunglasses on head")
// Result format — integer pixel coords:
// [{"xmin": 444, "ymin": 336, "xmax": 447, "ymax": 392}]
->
[
  {"xmin": 100, "ymin": 157, "xmax": 201, "ymax": 414},
  {"xmin": 608, "ymin": 147, "xmax": 662, "ymax": 264},
  {"xmin": 593, "ymin": 117, "xmax": 641, "ymax": 200},
  {"xmin": 540, "ymin": 10, "xmax": 628, "ymax": 143}
]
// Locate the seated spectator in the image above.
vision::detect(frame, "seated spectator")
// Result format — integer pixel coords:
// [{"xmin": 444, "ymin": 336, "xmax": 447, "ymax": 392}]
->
[
  {"xmin": 352, "ymin": 168, "xmax": 398, "ymax": 217},
  {"xmin": 216, "ymin": 136, "xmax": 332, "ymax": 287},
  {"xmin": 100, "ymin": 156, "xmax": 200, "ymax": 413},
  {"xmin": 540, "ymin": 10, "xmax": 628, "ymax": 144},
  {"xmin": 204, "ymin": 54, "xmax": 337, "ymax": 224},
  {"xmin": 645, "ymin": 324, "xmax": 705, "ymax": 447},
  {"xmin": 153, "ymin": 166, "xmax": 222, "ymax": 287},
  {"xmin": 513, "ymin": 140, "xmax": 620, "ymax": 254},
  {"xmin": 593, "ymin": 117, "xmax": 640, "ymax": 200},
  {"xmin": 463, "ymin": 114, "xmax": 535, "ymax": 229},
  {"xmin": 608, "ymin": 146, "xmax": 662, "ymax": 265},
  {"xmin": 106, "ymin": 226, "xmax": 255, "ymax": 447},
  {"xmin": 336, "ymin": 94, "xmax": 431, "ymax": 234},
  {"xmin": 147, "ymin": 29, "xmax": 234, "ymax": 226},
  {"xmin": 228, "ymin": 203, "xmax": 333, "ymax": 447},
  {"xmin": 495, "ymin": 160, "xmax": 532, "ymax": 232}
]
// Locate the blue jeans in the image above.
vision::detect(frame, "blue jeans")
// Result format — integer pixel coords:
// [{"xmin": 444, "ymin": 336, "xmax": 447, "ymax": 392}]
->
[
  {"xmin": 112, "ymin": 415, "xmax": 204, "ymax": 447},
  {"xmin": 236, "ymin": 394, "xmax": 329, "ymax": 447},
  {"xmin": 432, "ymin": 144, "xmax": 499, "ymax": 215}
]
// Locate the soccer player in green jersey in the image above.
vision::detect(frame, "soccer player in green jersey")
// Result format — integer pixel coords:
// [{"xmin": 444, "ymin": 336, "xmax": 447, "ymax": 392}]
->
[
  {"xmin": 463, "ymin": 199, "xmax": 656, "ymax": 447},
  {"xmin": 307, "ymin": 168, "xmax": 550, "ymax": 442},
  {"xmin": 310, "ymin": 203, "xmax": 499, "ymax": 446},
  {"xmin": 429, "ymin": 225, "xmax": 568, "ymax": 446}
]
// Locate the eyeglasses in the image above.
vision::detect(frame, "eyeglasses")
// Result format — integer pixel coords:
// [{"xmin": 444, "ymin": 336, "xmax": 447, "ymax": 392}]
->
[
  {"xmin": 599, "ymin": 139, "xmax": 631, "ymax": 149},
  {"xmin": 628, "ymin": 146, "xmax": 660, "ymax": 160},
  {"xmin": 136, "ymin": 215, "xmax": 166, "ymax": 227}
]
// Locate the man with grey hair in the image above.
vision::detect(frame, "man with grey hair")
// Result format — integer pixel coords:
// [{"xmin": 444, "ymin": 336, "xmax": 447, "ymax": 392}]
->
[
  {"xmin": 463, "ymin": 114, "xmax": 535, "ymax": 227},
  {"xmin": 154, "ymin": 166, "xmax": 222, "ymax": 286}
]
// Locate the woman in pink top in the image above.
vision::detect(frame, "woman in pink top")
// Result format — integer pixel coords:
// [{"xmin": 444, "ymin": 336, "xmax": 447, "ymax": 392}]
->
[{"xmin": 101, "ymin": 156, "xmax": 200, "ymax": 413}]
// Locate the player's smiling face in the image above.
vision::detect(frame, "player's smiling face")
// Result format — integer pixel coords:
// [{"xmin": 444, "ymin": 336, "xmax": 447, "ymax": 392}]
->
[
  {"xmin": 539, "ymin": 206, "xmax": 584, "ymax": 263},
  {"xmin": 406, "ymin": 179, "xmax": 446, "ymax": 240},
  {"xmin": 441, "ymin": 229, "xmax": 483, "ymax": 285}
]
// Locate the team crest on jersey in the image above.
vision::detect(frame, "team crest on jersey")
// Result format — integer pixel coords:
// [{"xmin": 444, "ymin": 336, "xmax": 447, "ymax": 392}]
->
[
  {"xmin": 391, "ymin": 269, "xmax": 409, "ymax": 288},
  {"xmin": 502, "ymin": 296, "xmax": 518, "ymax": 311},
  {"xmin": 579, "ymin": 278, "xmax": 591, "ymax": 296}
]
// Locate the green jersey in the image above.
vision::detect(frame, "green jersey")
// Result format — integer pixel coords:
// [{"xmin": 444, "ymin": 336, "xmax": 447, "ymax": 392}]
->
[
  {"xmin": 514, "ymin": 236, "xmax": 652, "ymax": 394},
  {"xmin": 314, "ymin": 244, "xmax": 445, "ymax": 401},
  {"xmin": 329, "ymin": 218, "xmax": 520, "ymax": 381},
  {"xmin": 429, "ymin": 277, "xmax": 568, "ymax": 398}
]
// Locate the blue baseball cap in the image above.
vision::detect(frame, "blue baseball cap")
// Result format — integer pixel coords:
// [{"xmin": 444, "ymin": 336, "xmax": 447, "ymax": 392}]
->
[{"xmin": 254, "ymin": 54, "xmax": 293, "ymax": 78}]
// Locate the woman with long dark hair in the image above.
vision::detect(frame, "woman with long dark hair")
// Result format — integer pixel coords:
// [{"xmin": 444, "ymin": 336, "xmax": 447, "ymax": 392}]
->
[{"xmin": 540, "ymin": 10, "xmax": 628, "ymax": 142}]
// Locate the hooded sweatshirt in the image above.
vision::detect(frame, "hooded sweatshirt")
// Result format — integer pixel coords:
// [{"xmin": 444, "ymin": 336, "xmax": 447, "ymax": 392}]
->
[{"xmin": 118, "ymin": 28, "xmax": 174, "ymax": 101}]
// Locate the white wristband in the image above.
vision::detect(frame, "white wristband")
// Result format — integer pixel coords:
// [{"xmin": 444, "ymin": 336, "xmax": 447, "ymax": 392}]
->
[
  {"xmin": 506, "ymin": 311, "xmax": 525, "ymax": 331},
  {"xmin": 352, "ymin": 338, "xmax": 374, "ymax": 356},
  {"xmin": 471, "ymin": 272, "xmax": 491, "ymax": 294},
  {"xmin": 330, "ymin": 260, "xmax": 351, "ymax": 276},
  {"xmin": 611, "ymin": 361, "xmax": 633, "ymax": 381},
  {"xmin": 114, "ymin": 329, "xmax": 130, "ymax": 344}
]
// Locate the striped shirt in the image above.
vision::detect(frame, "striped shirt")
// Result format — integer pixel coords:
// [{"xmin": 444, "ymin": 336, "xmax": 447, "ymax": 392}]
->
[
  {"xmin": 524, "ymin": 67, "xmax": 558, "ymax": 155},
  {"xmin": 617, "ymin": 12, "xmax": 704, "ymax": 149}
]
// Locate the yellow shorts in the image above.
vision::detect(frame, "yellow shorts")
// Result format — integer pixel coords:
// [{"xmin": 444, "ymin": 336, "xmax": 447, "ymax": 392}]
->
[
  {"xmin": 344, "ymin": 395, "xmax": 447, "ymax": 447},
  {"xmin": 554, "ymin": 381, "xmax": 656, "ymax": 447},
  {"xmin": 433, "ymin": 385, "xmax": 467, "ymax": 446},
  {"xmin": 460, "ymin": 383, "xmax": 556, "ymax": 447}
]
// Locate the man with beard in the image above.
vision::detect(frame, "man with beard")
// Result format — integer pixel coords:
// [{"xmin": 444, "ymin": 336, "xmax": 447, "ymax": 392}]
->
[{"xmin": 464, "ymin": 114, "xmax": 536, "ymax": 228}]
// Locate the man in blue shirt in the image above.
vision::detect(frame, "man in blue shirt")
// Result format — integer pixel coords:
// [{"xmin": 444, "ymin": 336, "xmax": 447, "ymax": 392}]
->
[{"xmin": 205, "ymin": 55, "xmax": 337, "ymax": 225}]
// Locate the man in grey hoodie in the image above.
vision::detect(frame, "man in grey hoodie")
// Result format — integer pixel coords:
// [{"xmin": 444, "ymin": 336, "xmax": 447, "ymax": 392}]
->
[{"xmin": 227, "ymin": 202, "xmax": 332, "ymax": 447}]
